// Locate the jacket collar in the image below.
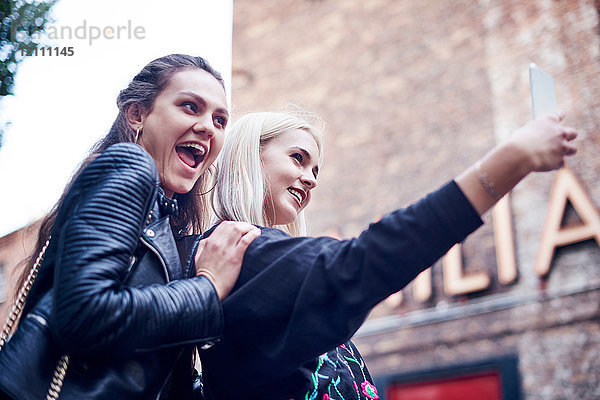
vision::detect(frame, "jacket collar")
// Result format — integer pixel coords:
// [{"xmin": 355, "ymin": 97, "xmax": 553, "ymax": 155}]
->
[
  {"xmin": 157, "ymin": 189, "xmax": 179, "ymax": 218},
  {"xmin": 140, "ymin": 192, "xmax": 183, "ymax": 281}
]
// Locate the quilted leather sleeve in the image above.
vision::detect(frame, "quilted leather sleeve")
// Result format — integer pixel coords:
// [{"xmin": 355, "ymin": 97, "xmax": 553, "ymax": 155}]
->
[{"xmin": 50, "ymin": 143, "xmax": 223, "ymax": 358}]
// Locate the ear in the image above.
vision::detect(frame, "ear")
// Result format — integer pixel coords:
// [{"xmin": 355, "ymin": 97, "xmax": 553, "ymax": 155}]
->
[{"xmin": 125, "ymin": 103, "xmax": 148, "ymax": 131}]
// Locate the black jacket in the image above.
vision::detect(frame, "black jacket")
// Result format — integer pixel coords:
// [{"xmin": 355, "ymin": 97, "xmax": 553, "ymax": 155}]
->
[{"xmin": 0, "ymin": 143, "xmax": 222, "ymax": 400}]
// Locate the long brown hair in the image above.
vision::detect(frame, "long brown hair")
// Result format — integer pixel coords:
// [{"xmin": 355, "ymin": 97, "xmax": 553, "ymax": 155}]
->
[{"xmin": 16, "ymin": 54, "xmax": 225, "ymax": 295}]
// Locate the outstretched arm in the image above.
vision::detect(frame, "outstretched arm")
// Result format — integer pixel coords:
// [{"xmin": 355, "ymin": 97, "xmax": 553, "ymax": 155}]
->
[
  {"xmin": 203, "ymin": 181, "xmax": 483, "ymax": 392},
  {"xmin": 456, "ymin": 111, "xmax": 577, "ymax": 215},
  {"xmin": 202, "ymin": 112, "xmax": 579, "ymax": 396}
]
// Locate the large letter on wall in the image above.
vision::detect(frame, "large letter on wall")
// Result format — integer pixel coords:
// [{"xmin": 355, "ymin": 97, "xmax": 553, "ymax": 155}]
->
[
  {"xmin": 413, "ymin": 268, "xmax": 432, "ymax": 302},
  {"xmin": 492, "ymin": 194, "xmax": 518, "ymax": 284},
  {"xmin": 535, "ymin": 167, "xmax": 600, "ymax": 277},
  {"xmin": 443, "ymin": 243, "xmax": 491, "ymax": 296}
]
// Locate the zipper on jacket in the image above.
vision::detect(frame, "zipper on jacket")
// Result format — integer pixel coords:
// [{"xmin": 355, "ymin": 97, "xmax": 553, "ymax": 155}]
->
[
  {"xmin": 123, "ymin": 255, "xmax": 137, "ymax": 282},
  {"xmin": 139, "ymin": 236, "xmax": 170, "ymax": 283}
]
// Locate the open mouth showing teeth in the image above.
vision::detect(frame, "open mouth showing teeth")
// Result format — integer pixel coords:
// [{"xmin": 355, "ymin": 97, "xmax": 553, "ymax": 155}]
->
[
  {"xmin": 288, "ymin": 188, "xmax": 304, "ymax": 203},
  {"xmin": 176, "ymin": 143, "xmax": 206, "ymax": 168}
]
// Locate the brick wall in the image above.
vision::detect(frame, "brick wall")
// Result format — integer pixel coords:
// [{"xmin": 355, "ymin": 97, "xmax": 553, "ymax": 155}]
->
[{"xmin": 232, "ymin": 0, "xmax": 600, "ymax": 398}]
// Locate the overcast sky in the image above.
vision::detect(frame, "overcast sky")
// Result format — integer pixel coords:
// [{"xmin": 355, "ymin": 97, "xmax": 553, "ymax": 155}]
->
[{"xmin": 0, "ymin": 0, "xmax": 232, "ymax": 237}]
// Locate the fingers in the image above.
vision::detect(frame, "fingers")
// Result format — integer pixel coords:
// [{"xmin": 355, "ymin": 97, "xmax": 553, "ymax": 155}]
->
[
  {"xmin": 220, "ymin": 220, "xmax": 256, "ymax": 232},
  {"xmin": 562, "ymin": 127, "xmax": 578, "ymax": 141},
  {"xmin": 196, "ymin": 221, "xmax": 260, "ymax": 266},
  {"xmin": 236, "ymin": 227, "xmax": 261, "ymax": 247},
  {"xmin": 210, "ymin": 221, "xmax": 257, "ymax": 246},
  {"xmin": 547, "ymin": 109, "xmax": 566, "ymax": 123},
  {"xmin": 563, "ymin": 142, "xmax": 577, "ymax": 156},
  {"xmin": 223, "ymin": 222, "xmax": 260, "ymax": 248},
  {"xmin": 561, "ymin": 127, "xmax": 578, "ymax": 158}
]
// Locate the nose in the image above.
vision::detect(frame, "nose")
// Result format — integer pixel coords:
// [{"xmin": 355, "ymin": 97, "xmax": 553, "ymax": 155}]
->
[
  {"xmin": 300, "ymin": 172, "xmax": 317, "ymax": 190},
  {"xmin": 193, "ymin": 114, "xmax": 215, "ymax": 139}
]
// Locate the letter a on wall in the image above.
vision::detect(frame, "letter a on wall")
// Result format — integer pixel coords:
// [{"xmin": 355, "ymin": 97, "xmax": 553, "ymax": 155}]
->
[{"xmin": 535, "ymin": 167, "xmax": 600, "ymax": 277}]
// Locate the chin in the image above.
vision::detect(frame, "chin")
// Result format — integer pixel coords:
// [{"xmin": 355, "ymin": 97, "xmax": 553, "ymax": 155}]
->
[
  {"xmin": 165, "ymin": 181, "xmax": 196, "ymax": 197},
  {"xmin": 274, "ymin": 211, "xmax": 299, "ymax": 226}
]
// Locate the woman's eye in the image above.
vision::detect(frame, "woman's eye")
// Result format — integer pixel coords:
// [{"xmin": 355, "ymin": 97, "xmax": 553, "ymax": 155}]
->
[
  {"xmin": 214, "ymin": 116, "xmax": 227, "ymax": 128},
  {"xmin": 291, "ymin": 153, "xmax": 303, "ymax": 163},
  {"xmin": 182, "ymin": 102, "xmax": 198, "ymax": 112}
]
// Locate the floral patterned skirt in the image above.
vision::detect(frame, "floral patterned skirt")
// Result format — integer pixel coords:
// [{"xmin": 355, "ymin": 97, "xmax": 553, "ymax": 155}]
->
[{"xmin": 300, "ymin": 341, "xmax": 379, "ymax": 400}]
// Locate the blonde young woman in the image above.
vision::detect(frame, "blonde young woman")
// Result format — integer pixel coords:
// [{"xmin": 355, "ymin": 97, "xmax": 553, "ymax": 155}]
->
[{"xmin": 200, "ymin": 110, "xmax": 577, "ymax": 400}]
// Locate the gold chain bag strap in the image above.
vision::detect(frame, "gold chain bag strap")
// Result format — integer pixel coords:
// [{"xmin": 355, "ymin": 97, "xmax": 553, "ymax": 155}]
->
[{"xmin": 0, "ymin": 237, "xmax": 70, "ymax": 400}]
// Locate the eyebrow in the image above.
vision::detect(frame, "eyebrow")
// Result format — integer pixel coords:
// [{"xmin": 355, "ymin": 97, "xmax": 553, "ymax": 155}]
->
[
  {"xmin": 292, "ymin": 146, "xmax": 319, "ymax": 176},
  {"xmin": 179, "ymin": 91, "xmax": 229, "ymax": 118}
]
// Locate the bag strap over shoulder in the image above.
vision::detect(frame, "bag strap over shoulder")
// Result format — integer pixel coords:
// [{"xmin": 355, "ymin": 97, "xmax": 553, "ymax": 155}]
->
[
  {"xmin": 0, "ymin": 237, "xmax": 70, "ymax": 399},
  {"xmin": 0, "ymin": 238, "xmax": 51, "ymax": 350}
]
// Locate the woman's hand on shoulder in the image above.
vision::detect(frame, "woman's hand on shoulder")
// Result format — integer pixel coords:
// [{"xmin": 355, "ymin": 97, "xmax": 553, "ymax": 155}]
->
[{"xmin": 195, "ymin": 221, "xmax": 261, "ymax": 300}]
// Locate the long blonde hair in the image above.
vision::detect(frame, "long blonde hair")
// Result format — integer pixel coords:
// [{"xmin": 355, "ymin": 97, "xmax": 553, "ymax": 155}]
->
[{"xmin": 211, "ymin": 111, "xmax": 324, "ymax": 236}]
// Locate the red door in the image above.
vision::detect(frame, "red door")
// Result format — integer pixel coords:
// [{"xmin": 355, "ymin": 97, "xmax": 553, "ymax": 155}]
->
[{"xmin": 387, "ymin": 371, "xmax": 502, "ymax": 400}]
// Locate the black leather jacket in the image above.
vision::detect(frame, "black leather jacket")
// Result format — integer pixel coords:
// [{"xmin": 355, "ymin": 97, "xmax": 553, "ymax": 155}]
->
[{"xmin": 0, "ymin": 143, "xmax": 222, "ymax": 400}]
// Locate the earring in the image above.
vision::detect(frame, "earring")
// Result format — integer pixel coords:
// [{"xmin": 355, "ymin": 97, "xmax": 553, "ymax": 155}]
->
[{"xmin": 135, "ymin": 127, "xmax": 142, "ymax": 143}]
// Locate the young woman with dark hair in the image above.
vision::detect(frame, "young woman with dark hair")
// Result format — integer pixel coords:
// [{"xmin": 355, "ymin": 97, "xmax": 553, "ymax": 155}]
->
[{"xmin": 0, "ymin": 54, "xmax": 260, "ymax": 400}]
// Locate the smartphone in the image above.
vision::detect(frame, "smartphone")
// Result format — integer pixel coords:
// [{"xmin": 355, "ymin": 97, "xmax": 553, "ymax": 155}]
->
[{"xmin": 529, "ymin": 63, "xmax": 557, "ymax": 119}]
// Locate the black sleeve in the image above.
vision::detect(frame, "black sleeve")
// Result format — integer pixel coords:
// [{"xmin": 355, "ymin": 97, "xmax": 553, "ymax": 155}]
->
[
  {"xmin": 203, "ymin": 180, "xmax": 482, "ymax": 387},
  {"xmin": 49, "ymin": 143, "xmax": 222, "ymax": 357}
]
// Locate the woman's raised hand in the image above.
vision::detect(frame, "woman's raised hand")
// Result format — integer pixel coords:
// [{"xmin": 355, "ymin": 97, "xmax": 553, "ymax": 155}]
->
[
  {"xmin": 506, "ymin": 111, "xmax": 578, "ymax": 173},
  {"xmin": 195, "ymin": 221, "xmax": 261, "ymax": 300},
  {"xmin": 456, "ymin": 110, "xmax": 578, "ymax": 216}
]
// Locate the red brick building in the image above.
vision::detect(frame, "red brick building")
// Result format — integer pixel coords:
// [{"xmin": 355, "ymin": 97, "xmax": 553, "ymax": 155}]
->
[{"xmin": 230, "ymin": 0, "xmax": 600, "ymax": 399}]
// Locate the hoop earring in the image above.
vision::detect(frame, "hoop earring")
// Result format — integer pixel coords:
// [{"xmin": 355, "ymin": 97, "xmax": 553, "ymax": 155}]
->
[
  {"xmin": 198, "ymin": 167, "xmax": 218, "ymax": 196},
  {"xmin": 135, "ymin": 127, "xmax": 142, "ymax": 143}
]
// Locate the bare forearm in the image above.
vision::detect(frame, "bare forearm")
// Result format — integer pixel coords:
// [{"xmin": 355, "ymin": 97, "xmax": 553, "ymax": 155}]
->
[{"xmin": 456, "ymin": 142, "xmax": 530, "ymax": 215}]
